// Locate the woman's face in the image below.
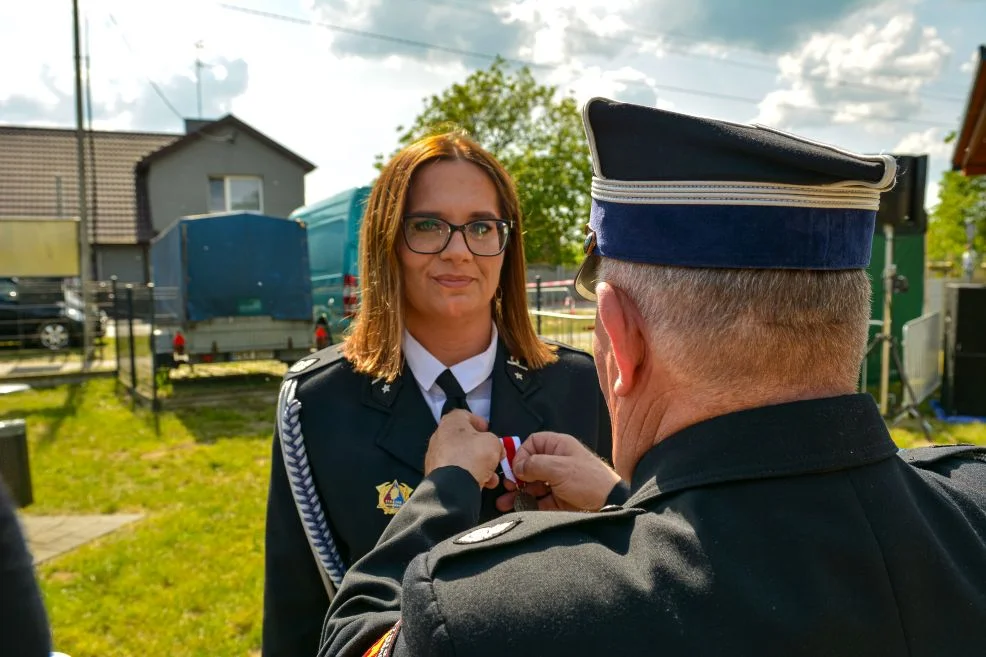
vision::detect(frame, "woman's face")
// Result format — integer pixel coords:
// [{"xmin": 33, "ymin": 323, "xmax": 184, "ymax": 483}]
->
[{"xmin": 398, "ymin": 159, "xmax": 507, "ymax": 328}]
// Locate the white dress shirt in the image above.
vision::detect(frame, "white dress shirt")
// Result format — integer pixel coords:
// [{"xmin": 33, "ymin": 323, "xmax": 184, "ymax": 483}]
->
[{"xmin": 402, "ymin": 324, "xmax": 498, "ymax": 423}]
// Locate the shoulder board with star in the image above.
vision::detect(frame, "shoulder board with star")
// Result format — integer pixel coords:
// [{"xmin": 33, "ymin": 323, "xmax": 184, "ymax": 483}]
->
[{"xmin": 284, "ymin": 344, "xmax": 347, "ymax": 380}]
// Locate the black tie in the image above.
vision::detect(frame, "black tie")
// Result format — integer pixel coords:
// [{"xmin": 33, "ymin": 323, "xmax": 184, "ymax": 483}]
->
[{"xmin": 435, "ymin": 369, "xmax": 470, "ymax": 416}]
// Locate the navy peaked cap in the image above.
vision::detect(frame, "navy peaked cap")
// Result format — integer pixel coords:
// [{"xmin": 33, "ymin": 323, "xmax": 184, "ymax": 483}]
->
[{"xmin": 575, "ymin": 97, "xmax": 898, "ymax": 301}]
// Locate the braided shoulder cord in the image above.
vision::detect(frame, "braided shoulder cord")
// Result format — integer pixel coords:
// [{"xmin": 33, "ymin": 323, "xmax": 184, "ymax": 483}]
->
[{"xmin": 277, "ymin": 379, "xmax": 347, "ymax": 587}]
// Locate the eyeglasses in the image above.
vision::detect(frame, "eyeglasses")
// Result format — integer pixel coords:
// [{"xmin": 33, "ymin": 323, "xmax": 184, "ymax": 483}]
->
[{"xmin": 402, "ymin": 215, "xmax": 513, "ymax": 257}]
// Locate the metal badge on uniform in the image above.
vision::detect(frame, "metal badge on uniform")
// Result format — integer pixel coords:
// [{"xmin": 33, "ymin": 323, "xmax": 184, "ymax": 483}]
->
[
  {"xmin": 376, "ymin": 480, "xmax": 414, "ymax": 515},
  {"xmin": 369, "ymin": 376, "xmax": 402, "ymax": 407},
  {"xmin": 506, "ymin": 355, "xmax": 533, "ymax": 391},
  {"xmin": 454, "ymin": 520, "xmax": 520, "ymax": 544}
]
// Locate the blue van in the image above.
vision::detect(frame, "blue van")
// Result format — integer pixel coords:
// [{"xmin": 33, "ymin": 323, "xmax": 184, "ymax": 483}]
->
[{"xmin": 290, "ymin": 186, "xmax": 370, "ymax": 338}]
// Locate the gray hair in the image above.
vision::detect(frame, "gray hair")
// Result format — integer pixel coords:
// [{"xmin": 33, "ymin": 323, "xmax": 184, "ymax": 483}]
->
[{"xmin": 597, "ymin": 258, "xmax": 872, "ymax": 390}]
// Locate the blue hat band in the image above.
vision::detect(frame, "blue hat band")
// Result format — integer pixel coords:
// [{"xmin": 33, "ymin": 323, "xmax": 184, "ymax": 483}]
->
[{"xmin": 589, "ymin": 198, "xmax": 876, "ymax": 270}]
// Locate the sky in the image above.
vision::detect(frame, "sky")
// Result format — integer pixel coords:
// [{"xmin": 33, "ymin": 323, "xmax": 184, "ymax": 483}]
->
[{"xmin": 1, "ymin": 0, "xmax": 984, "ymax": 210}]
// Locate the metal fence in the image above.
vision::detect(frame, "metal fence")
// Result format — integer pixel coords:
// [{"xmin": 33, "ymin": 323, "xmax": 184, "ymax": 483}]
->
[
  {"xmin": 529, "ymin": 309, "xmax": 595, "ymax": 353},
  {"xmin": 901, "ymin": 311, "xmax": 942, "ymax": 406},
  {"xmin": 0, "ymin": 277, "xmax": 115, "ymax": 378},
  {"xmin": 111, "ymin": 280, "xmax": 160, "ymax": 408}
]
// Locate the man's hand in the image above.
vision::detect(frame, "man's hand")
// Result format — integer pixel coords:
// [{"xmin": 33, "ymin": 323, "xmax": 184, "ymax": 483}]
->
[
  {"xmin": 424, "ymin": 410, "xmax": 505, "ymax": 490},
  {"xmin": 496, "ymin": 432, "xmax": 622, "ymax": 512}
]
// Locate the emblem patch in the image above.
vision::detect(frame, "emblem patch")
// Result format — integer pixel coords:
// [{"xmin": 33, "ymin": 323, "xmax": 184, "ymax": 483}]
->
[
  {"xmin": 376, "ymin": 480, "xmax": 414, "ymax": 515},
  {"xmin": 454, "ymin": 520, "xmax": 520, "ymax": 544}
]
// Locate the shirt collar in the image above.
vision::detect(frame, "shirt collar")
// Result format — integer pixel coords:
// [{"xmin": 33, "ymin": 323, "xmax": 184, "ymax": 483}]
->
[
  {"xmin": 628, "ymin": 394, "xmax": 899, "ymax": 503},
  {"xmin": 403, "ymin": 324, "xmax": 499, "ymax": 395}
]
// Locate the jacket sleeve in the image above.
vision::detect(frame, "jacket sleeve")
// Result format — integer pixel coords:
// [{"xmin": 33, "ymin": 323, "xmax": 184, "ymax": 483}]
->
[
  {"xmin": 0, "ymin": 481, "xmax": 51, "ymax": 657},
  {"xmin": 263, "ymin": 430, "xmax": 340, "ymax": 657},
  {"xmin": 318, "ymin": 466, "xmax": 481, "ymax": 657}
]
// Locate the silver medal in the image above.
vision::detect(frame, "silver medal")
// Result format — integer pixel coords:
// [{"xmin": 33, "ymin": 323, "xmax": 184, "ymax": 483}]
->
[{"xmin": 513, "ymin": 490, "xmax": 539, "ymax": 512}]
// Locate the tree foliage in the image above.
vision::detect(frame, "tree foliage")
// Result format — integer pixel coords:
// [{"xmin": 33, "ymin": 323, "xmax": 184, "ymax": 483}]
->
[
  {"xmin": 377, "ymin": 57, "xmax": 592, "ymax": 265},
  {"xmin": 927, "ymin": 169, "xmax": 986, "ymax": 274}
]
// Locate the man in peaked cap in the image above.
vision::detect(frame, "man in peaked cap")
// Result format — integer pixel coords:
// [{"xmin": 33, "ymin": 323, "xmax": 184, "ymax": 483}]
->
[{"xmin": 316, "ymin": 99, "xmax": 986, "ymax": 657}]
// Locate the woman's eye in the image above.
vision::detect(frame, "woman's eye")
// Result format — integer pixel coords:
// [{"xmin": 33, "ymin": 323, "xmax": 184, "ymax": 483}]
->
[
  {"xmin": 469, "ymin": 222, "xmax": 494, "ymax": 237},
  {"xmin": 412, "ymin": 219, "xmax": 441, "ymax": 232}
]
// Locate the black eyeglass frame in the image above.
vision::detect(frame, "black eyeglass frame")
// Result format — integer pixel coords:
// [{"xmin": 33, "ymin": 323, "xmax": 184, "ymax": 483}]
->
[{"xmin": 401, "ymin": 215, "xmax": 515, "ymax": 257}]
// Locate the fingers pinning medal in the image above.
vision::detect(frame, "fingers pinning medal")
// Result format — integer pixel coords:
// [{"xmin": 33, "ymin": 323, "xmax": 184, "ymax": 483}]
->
[{"xmin": 512, "ymin": 485, "xmax": 539, "ymax": 512}]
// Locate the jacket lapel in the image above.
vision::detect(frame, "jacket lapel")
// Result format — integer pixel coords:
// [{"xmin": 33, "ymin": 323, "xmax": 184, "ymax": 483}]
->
[
  {"xmin": 488, "ymin": 340, "xmax": 543, "ymax": 441},
  {"xmin": 368, "ymin": 365, "xmax": 436, "ymax": 474},
  {"xmin": 366, "ymin": 341, "xmax": 546, "ymax": 475}
]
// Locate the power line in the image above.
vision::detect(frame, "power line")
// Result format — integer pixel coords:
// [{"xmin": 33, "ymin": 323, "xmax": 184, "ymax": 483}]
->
[
  {"xmin": 442, "ymin": 0, "xmax": 977, "ymax": 97},
  {"xmin": 107, "ymin": 14, "xmax": 185, "ymax": 120},
  {"xmin": 217, "ymin": 3, "xmax": 551, "ymax": 70},
  {"xmin": 218, "ymin": 2, "xmax": 957, "ymax": 130},
  {"xmin": 410, "ymin": 0, "xmax": 967, "ymax": 104}
]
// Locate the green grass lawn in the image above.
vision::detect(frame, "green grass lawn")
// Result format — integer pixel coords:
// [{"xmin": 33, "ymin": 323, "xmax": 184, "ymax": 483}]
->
[
  {"xmin": 1, "ymin": 377, "xmax": 984, "ymax": 656},
  {"xmin": 1, "ymin": 379, "xmax": 273, "ymax": 657}
]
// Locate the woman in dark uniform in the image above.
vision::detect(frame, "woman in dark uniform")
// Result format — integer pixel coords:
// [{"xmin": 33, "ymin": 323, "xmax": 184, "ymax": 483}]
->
[{"xmin": 261, "ymin": 132, "xmax": 611, "ymax": 657}]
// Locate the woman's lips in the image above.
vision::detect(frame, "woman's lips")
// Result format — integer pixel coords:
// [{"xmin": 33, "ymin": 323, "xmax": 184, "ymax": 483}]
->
[{"xmin": 433, "ymin": 275, "xmax": 473, "ymax": 288}]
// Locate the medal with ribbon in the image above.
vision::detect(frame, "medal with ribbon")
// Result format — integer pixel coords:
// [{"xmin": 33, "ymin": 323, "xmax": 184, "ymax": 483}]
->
[{"xmin": 500, "ymin": 436, "xmax": 538, "ymax": 511}]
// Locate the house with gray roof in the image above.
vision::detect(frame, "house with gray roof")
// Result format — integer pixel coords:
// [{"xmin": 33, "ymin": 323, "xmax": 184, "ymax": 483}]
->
[{"xmin": 0, "ymin": 115, "xmax": 315, "ymax": 282}]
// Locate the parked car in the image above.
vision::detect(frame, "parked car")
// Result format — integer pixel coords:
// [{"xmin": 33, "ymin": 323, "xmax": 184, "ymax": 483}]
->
[{"xmin": 0, "ymin": 277, "xmax": 107, "ymax": 351}]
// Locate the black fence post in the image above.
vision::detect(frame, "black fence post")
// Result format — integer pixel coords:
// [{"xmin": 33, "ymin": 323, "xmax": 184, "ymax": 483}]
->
[
  {"xmin": 535, "ymin": 275, "xmax": 543, "ymax": 335},
  {"xmin": 148, "ymin": 283, "xmax": 158, "ymax": 409},
  {"xmin": 126, "ymin": 285, "xmax": 137, "ymax": 396},
  {"xmin": 110, "ymin": 276, "xmax": 120, "ymax": 376}
]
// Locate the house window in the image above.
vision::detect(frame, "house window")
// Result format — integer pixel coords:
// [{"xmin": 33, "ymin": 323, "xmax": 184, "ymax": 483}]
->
[{"xmin": 208, "ymin": 176, "xmax": 263, "ymax": 213}]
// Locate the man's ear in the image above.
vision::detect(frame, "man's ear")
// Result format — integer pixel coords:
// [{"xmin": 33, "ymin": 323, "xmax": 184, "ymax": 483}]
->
[{"xmin": 596, "ymin": 282, "xmax": 646, "ymax": 397}]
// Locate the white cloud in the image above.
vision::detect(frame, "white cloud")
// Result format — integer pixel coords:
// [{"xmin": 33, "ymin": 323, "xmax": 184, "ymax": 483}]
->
[
  {"xmin": 960, "ymin": 48, "xmax": 980, "ymax": 73},
  {"xmin": 892, "ymin": 128, "xmax": 952, "ymax": 158},
  {"xmin": 554, "ymin": 65, "xmax": 660, "ymax": 108},
  {"xmin": 755, "ymin": 11, "xmax": 950, "ymax": 130}
]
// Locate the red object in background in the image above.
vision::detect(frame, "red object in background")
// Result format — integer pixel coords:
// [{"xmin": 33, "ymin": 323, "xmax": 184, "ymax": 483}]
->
[
  {"xmin": 343, "ymin": 274, "xmax": 359, "ymax": 318},
  {"xmin": 314, "ymin": 325, "xmax": 330, "ymax": 349},
  {"xmin": 172, "ymin": 332, "xmax": 186, "ymax": 355}
]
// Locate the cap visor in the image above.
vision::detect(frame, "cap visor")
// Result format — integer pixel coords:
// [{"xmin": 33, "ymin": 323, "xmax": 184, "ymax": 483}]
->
[{"xmin": 574, "ymin": 253, "xmax": 600, "ymax": 301}]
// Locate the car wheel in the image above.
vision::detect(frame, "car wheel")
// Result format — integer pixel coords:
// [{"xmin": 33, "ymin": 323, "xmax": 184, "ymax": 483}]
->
[{"xmin": 38, "ymin": 321, "xmax": 71, "ymax": 350}]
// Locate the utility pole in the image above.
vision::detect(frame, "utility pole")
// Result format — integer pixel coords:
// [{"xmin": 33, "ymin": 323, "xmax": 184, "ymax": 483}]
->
[
  {"xmin": 72, "ymin": 0, "xmax": 92, "ymax": 362},
  {"xmin": 195, "ymin": 40, "xmax": 205, "ymax": 118}
]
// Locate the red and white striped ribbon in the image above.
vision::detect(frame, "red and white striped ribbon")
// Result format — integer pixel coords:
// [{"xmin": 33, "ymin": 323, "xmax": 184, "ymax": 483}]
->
[{"xmin": 500, "ymin": 436, "xmax": 522, "ymax": 484}]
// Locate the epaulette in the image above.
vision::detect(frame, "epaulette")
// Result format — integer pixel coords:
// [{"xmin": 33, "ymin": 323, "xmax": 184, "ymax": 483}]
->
[
  {"xmin": 540, "ymin": 337, "xmax": 595, "ymax": 361},
  {"xmin": 283, "ymin": 343, "xmax": 347, "ymax": 380},
  {"xmin": 429, "ymin": 504, "xmax": 642, "ymax": 569},
  {"xmin": 899, "ymin": 444, "xmax": 986, "ymax": 466}
]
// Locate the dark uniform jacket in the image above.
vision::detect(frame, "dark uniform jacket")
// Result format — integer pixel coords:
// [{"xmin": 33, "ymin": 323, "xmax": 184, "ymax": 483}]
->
[
  {"xmin": 263, "ymin": 340, "xmax": 611, "ymax": 657},
  {"xmin": 320, "ymin": 394, "xmax": 986, "ymax": 657},
  {"xmin": 0, "ymin": 480, "xmax": 51, "ymax": 657}
]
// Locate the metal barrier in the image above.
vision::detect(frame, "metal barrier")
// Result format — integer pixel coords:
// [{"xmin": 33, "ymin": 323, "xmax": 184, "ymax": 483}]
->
[
  {"xmin": 528, "ymin": 309, "xmax": 595, "ymax": 353},
  {"xmin": 901, "ymin": 311, "xmax": 942, "ymax": 406},
  {"xmin": 112, "ymin": 279, "xmax": 160, "ymax": 408}
]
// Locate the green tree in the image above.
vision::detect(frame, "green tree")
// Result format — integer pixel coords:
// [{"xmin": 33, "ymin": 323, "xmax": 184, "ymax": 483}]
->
[
  {"xmin": 377, "ymin": 57, "xmax": 591, "ymax": 265},
  {"xmin": 927, "ymin": 170, "xmax": 986, "ymax": 274}
]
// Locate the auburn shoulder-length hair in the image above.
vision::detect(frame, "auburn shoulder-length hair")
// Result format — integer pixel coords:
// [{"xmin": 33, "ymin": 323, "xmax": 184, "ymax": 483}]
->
[{"xmin": 343, "ymin": 131, "xmax": 557, "ymax": 382}]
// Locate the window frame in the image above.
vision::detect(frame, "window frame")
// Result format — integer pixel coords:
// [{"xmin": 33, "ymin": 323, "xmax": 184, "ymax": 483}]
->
[{"xmin": 207, "ymin": 175, "xmax": 264, "ymax": 213}]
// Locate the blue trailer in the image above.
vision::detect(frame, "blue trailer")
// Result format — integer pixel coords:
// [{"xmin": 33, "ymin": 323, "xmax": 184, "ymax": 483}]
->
[
  {"xmin": 289, "ymin": 186, "xmax": 370, "ymax": 338},
  {"xmin": 150, "ymin": 211, "xmax": 314, "ymax": 367}
]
